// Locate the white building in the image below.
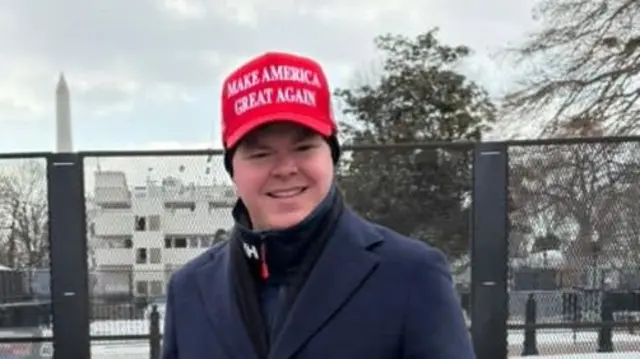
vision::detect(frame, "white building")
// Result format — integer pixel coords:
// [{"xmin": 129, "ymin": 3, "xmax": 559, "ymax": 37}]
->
[{"xmin": 89, "ymin": 171, "xmax": 235, "ymax": 298}]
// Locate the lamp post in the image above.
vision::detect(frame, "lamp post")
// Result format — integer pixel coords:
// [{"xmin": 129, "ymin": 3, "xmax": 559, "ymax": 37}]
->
[{"xmin": 591, "ymin": 241, "xmax": 601, "ymax": 289}]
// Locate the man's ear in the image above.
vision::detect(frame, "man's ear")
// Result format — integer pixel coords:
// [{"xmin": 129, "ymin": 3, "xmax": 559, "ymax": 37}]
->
[{"xmin": 223, "ymin": 148, "xmax": 235, "ymax": 176}]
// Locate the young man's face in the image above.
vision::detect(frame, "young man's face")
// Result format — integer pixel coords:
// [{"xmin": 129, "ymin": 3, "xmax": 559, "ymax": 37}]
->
[{"xmin": 231, "ymin": 122, "xmax": 334, "ymax": 230}]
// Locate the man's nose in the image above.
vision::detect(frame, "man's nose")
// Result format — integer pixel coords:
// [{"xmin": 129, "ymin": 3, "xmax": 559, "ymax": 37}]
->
[{"xmin": 270, "ymin": 154, "xmax": 299, "ymax": 177}]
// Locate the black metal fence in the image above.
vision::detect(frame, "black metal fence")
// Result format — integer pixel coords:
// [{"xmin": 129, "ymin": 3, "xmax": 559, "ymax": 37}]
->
[
  {"xmin": 503, "ymin": 139, "xmax": 640, "ymax": 356},
  {"xmin": 1, "ymin": 138, "xmax": 640, "ymax": 359}
]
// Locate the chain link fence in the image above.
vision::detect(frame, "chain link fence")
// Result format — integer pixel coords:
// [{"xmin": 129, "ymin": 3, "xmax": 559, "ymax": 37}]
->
[
  {"xmin": 80, "ymin": 144, "xmax": 475, "ymax": 356},
  {"xmin": 2, "ymin": 140, "xmax": 639, "ymax": 358},
  {"xmin": 82, "ymin": 152, "xmax": 232, "ymax": 355},
  {"xmin": 0, "ymin": 156, "xmax": 53, "ymax": 358},
  {"xmin": 508, "ymin": 140, "xmax": 640, "ymax": 355},
  {"xmin": 338, "ymin": 144, "xmax": 474, "ymax": 265}
]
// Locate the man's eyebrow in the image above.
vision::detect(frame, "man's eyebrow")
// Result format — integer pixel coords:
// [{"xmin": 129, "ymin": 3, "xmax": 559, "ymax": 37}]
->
[
  {"xmin": 240, "ymin": 140, "xmax": 270, "ymax": 151},
  {"xmin": 293, "ymin": 129, "xmax": 317, "ymax": 142}
]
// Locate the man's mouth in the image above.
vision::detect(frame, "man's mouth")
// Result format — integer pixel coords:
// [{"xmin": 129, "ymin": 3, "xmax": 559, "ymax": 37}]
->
[{"xmin": 267, "ymin": 187, "xmax": 307, "ymax": 198}]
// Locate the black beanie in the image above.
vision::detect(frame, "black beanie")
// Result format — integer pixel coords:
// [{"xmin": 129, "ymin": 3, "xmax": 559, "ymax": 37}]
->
[{"xmin": 224, "ymin": 135, "xmax": 341, "ymax": 176}]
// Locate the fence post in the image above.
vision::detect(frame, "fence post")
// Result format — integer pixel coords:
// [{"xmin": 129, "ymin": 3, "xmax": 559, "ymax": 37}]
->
[
  {"xmin": 598, "ymin": 291, "xmax": 614, "ymax": 352},
  {"xmin": 47, "ymin": 154, "xmax": 91, "ymax": 359},
  {"xmin": 521, "ymin": 293, "xmax": 538, "ymax": 355},
  {"xmin": 149, "ymin": 305, "xmax": 161, "ymax": 359},
  {"xmin": 470, "ymin": 142, "xmax": 509, "ymax": 359}
]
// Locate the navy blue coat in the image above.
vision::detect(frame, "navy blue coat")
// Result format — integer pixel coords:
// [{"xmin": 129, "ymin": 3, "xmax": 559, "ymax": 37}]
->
[{"xmin": 162, "ymin": 208, "xmax": 474, "ymax": 359}]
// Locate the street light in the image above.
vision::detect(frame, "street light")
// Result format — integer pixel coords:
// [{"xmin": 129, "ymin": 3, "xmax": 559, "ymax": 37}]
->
[{"xmin": 591, "ymin": 240, "xmax": 601, "ymax": 289}]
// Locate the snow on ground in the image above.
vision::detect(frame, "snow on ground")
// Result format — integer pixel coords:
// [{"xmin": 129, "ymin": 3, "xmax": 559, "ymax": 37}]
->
[
  {"xmin": 4, "ymin": 319, "xmax": 639, "ymax": 358},
  {"xmin": 82, "ymin": 318, "xmax": 640, "ymax": 343},
  {"xmin": 511, "ymin": 355, "xmax": 639, "ymax": 359},
  {"xmin": 89, "ymin": 344, "xmax": 639, "ymax": 359},
  {"xmin": 508, "ymin": 329, "xmax": 640, "ymax": 345},
  {"xmin": 87, "ymin": 348, "xmax": 628, "ymax": 359},
  {"xmin": 89, "ymin": 319, "xmax": 640, "ymax": 341},
  {"xmin": 85, "ymin": 319, "xmax": 639, "ymax": 357}
]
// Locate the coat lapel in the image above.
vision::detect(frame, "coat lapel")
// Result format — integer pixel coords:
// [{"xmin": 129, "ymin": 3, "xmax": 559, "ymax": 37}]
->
[
  {"xmin": 196, "ymin": 246, "xmax": 257, "ymax": 359},
  {"xmin": 269, "ymin": 210, "xmax": 383, "ymax": 359}
]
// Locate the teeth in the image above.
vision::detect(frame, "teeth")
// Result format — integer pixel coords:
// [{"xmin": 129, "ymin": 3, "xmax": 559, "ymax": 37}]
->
[{"xmin": 269, "ymin": 188, "xmax": 304, "ymax": 198}]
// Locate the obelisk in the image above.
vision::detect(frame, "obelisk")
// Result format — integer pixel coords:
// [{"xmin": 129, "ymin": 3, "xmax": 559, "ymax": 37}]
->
[{"xmin": 55, "ymin": 73, "xmax": 73, "ymax": 152}]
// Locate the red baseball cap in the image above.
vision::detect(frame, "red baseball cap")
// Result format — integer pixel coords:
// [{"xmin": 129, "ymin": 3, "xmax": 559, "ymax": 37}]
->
[{"xmin": 220, "ymin": 52, "xmax": 337, "ymax": 149}]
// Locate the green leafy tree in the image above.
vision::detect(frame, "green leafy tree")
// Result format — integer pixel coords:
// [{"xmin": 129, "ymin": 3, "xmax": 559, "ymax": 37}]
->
[{"xmin": 334, "ymin": 29, "xmax": 496, "ymax": 259}]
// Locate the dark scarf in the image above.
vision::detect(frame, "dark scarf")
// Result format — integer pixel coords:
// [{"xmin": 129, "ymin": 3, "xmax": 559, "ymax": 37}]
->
[{"xmin": 229, "ymin": 184, "xmax": 344, "ymax": 359}]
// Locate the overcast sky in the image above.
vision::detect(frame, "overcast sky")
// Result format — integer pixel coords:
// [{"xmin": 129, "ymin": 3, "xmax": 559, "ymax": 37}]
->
[
  {"xmin": 0, "ymin": 0, "xmax": 542, "ymax": 187},
  {"xmin": 0, "ymin": 0, "xmax": 541, "ymax": 152}
]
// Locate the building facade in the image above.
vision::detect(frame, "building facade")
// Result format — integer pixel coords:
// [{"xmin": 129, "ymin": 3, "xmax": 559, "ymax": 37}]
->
[{"xmin": 89, "ymin": 171, "xmax": 235, "ymax": 298}]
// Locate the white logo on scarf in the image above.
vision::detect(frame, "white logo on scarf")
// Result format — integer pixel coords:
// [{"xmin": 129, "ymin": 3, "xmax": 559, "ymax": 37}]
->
[{"xmin": 242, "ymin": 242, "xmax": 259, "ymax": 260}]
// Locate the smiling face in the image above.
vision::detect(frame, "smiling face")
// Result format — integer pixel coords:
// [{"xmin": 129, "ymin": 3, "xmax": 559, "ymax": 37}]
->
[{"xmin": 231, "ymin": 122, "xmax": 335, "ymax": 230}]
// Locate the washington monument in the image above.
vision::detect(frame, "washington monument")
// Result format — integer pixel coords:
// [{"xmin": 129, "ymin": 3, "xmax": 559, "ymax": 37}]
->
[{"xmin": 55, "ymin": 73, "xmax": 73, "ymax": 152}]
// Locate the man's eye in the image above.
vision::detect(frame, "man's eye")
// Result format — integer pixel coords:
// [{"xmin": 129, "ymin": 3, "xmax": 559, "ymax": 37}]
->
[
  {"xmin": 296, "ymin": 145, "xmax": 315, "ymax": 152},
  {"xmin": 249, "ymin": 152, "xmax": 269, "ymax": 158}
]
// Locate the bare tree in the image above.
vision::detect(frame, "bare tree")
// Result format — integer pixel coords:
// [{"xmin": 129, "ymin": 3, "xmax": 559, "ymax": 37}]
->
[
  {"xmin": 502, "ymin": 0, "xmax": 640, "ymax": 136},
  {"xmin": 609, "ymin": 180, "xmax": 640, "ymax": 287},
  {"xmin": 509, "ymin": 140, "xmax": 640, "ymax": 285},
  {"xmin": 0, "ymin": 160, "xmax": 49, "ymax": 269}
]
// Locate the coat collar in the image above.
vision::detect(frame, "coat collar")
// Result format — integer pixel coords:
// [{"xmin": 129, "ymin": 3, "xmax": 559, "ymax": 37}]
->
[
  {"xmin": 195, "ymin": 208, "xmax": 384, "ymax": 359},
  {"xmin": 194, "ymin": 244, "xmax": 257, "ymax": 359},
  {"xmin": 268, "ymin": 209, "xmax": 383, "ymax": 359},
  {"xmin": 231, "ymin": 185, "xmax": 340, "ymax": 280}
]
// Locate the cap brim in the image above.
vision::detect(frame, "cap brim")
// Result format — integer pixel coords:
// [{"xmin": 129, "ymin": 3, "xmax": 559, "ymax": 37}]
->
[{"xmin": 225, "ymin": 113, "xmax": 334, "ymax": 149}]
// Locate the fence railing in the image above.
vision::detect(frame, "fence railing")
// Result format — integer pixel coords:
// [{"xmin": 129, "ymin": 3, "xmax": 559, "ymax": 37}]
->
[{"xmin": 1, "ymin": 138, "xmax": 640, "ymax": 358}]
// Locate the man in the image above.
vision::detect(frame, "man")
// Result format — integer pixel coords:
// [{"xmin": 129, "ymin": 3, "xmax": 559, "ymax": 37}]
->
[{"xmin": 162, "ymin": 52, "xmax": 474, "ymax": 359}]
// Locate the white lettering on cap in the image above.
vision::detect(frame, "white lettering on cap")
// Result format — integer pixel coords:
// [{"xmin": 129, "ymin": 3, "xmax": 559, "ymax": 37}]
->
[{"xmin": 227, "ymin": 64, "xmax": 324, "ymax": 117}]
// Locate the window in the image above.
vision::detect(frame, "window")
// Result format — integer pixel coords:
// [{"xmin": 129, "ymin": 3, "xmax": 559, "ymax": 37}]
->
[
  {"xmin": 149, "ymin": 248, "xmax": 162, "ymax": 264},
  {"xmin": 134, "ymin": 216, "xmax": 146, "ymax": 231},
  {"xmin": 165, "ymin": 236, "xmax": 202, "ymax": 248},
  {"xmin": 108, "ymin": 238, "xmax": 133, "ymax": 248},
  {"xmin": 165, "ymin": 202, "xmax": 196, "ymax": 211},
  {"xmin": 150, "ymin": 281, "xmax": 164, "ymax": 296},
  {"xmin": 174, "ymin": 237, "xmax": 187, "ymax": 248},
  {"xmin": 136, "ymin": 281, "xmax": 148, "ymax": 296},
  {"xmin": 136, "ymin": 248, "xmax": 147, "ymax": 264},
  {"xmin": 148, "ymin": 215, "xmax": 161, "ymax": 231}
]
